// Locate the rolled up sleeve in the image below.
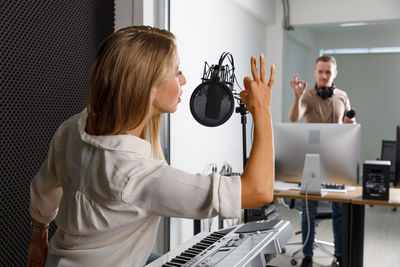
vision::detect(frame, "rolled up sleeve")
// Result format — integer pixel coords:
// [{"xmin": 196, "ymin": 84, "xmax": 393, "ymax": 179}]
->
[
  {"xmin": 218, "ymin": 175, "xmax": 241, "ymax": 219},
  {"xmin": 122, "ymin": 163, "xmax": 241, "ymax": 220},
  {"xmin": 30, "ymin": 138, "xmax": 63, "ymax": 224}
]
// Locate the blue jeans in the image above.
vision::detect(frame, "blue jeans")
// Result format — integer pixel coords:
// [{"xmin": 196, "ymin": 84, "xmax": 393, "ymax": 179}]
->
[{"xmin": 301, "ymin": 200, "xmax": 342, "ymax": 257}]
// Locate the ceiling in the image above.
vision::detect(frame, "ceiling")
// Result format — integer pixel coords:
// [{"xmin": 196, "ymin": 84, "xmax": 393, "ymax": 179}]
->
[{"xmin": 298, "ymin": 19, "xmax": 400, "ymax": 35}]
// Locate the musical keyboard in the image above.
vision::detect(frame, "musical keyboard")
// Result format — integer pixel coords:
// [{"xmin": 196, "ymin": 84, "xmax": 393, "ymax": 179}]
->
[{"xmin": 147, "ymin": 219, "xmax": 293, "ymax": 267}]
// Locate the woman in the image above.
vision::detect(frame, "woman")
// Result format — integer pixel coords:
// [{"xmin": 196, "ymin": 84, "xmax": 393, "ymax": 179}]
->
[{"xmin": 27, "ymin": 25, "xmax": 275, "ymax": 267}]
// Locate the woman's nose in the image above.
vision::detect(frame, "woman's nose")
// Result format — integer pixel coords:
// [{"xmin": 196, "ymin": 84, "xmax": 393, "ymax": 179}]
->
[{"xmin": 180, "ymin": 74, "xmax": 187, "ymax": 85}]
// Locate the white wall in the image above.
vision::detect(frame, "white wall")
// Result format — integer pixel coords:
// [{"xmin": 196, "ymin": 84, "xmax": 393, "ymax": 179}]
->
[
  {"xmin": 314, "ymin": 25, "xmax": 400, "ymax": 50},
  {"xmin": 333, "ymin": 53, "xmax": 400, "ymax": 163},
  {"xmin": 289, "ymin": 0, "xmax": 400, "ymax": 25},
  {"xmin": 282, "ymin": 28, "xmax": 315, "ymax": 122},
  {"xmin": 169, "ymin": 0, "xmax": 272, "ymax": 249},
  {"xmin": 266, "ymin": 0, "xmax": 284, "ymax": 123},
  {"xmin": 278, "ymin": 0, "xmax": 400, "ymax": 175},
  {"xmin": 170, "ymin": 0, "xmax": 269, "ymax": 173},
  {"xmin": 231, "ymin": 0, "xmax": 275, "ymax": 24}
]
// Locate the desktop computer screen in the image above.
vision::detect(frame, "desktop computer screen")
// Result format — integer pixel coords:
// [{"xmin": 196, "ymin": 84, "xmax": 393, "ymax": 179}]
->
[{"xmin": 274, "ymin": 123, "xmax": 361, "ymax": 185}]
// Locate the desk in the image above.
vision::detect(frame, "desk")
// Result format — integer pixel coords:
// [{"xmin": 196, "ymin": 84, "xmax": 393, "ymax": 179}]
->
[{"xmin": 274, "ymin": 186, "xmax": 400, "ymax": 267}]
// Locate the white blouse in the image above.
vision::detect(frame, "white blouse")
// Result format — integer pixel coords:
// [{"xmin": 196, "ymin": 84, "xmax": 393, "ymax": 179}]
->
[{"xmin": 30, "ymin": 109, "xmax": 241, "ymax": 267}]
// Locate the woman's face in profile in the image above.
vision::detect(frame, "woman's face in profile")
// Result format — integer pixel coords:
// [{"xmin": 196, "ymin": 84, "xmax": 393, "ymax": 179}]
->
[{"xmin": 151, "ymin": 54, "xmax": 186, "ymax": 115}]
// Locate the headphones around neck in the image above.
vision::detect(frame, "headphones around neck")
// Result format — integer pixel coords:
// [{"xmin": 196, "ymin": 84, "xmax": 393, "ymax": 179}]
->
[{"xmin": 315, "ymin": 83, "xmax": 335, "ymax": 99}]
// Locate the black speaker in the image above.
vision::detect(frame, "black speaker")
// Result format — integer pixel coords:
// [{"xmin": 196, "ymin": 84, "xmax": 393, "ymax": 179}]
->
[{"xmin": 362, "ymin": 160, "xmax": 390, "ymax": 201}]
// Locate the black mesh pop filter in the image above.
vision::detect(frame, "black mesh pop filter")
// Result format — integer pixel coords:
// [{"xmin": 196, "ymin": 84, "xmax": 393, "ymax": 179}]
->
[
  {"xmin": 190, "ymin": 80, "xmax": 234, "ymax": 127},
  {"xmin": 190, "ymin": 52, "xmax": 238, "ymax": 127}
]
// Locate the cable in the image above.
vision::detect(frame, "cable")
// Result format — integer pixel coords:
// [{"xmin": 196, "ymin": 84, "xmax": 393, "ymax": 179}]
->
[
  {"xmin": 299, "ymin": 180, "xmax": 311, "ymax": 253},
  {"xmin": 279, "ymin": 197, "xmax": 291, "ymax": 209},
  {"xmin": 203, "ymin": 163, "xmax": 217, "ymax": 175}
]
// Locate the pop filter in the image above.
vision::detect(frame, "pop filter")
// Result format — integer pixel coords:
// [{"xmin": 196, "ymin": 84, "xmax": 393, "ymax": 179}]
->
[
  {"xmin": 190, "ymin": 52, "xmax": 238, "ymax": 127},
  {"xmin": 190, "ymin": 80, "xmax": 234, "ymax": 127}
]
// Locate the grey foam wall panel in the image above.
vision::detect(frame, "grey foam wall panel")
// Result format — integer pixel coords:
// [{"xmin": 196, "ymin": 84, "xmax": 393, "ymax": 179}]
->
[{"xmin": 0, "ymin": 1, "xmax": 114, "ymax": 265}]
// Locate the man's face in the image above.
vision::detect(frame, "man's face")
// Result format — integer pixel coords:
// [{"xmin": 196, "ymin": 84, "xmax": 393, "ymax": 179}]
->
[{"xmin": 314, "ymin": 61, "xmax": 337, "ymax": 88}]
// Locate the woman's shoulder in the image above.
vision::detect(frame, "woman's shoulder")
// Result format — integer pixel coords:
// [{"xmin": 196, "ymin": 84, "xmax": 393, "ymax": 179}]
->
[
  {"xmin": 109, "ymin": 152, "xmax": 168, "ymax": 183},
  {"xmin": 53, "ymin": 111, "xmax": 82, "ymax": 136}
]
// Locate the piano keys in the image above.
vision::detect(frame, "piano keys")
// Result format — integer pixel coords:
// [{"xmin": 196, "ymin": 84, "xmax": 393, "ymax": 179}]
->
[{"xmin": 147, "ymin": 219, "xmax": 293, "ymax": 267}]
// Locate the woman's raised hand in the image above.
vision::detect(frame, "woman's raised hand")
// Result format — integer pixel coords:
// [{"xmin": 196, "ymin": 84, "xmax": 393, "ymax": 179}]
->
[{"xmin": 240, "ymin": 54, "xmax": 275, "ymax": 117}]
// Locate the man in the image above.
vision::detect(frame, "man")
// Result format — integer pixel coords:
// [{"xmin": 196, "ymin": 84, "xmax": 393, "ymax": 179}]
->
[{"xmin": 288, "ymin": 55, "xmax": 355, "ymax": 267}]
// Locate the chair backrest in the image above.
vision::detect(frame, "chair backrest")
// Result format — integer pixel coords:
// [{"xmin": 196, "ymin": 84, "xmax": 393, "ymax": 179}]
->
[{"xmin": 315, "ymin": 201, "xmax": 333, "ymax": 219}]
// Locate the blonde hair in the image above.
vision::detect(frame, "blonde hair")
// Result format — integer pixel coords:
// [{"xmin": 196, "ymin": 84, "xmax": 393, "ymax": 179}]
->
[{"xmin": 86, "ymin": 26, "xmax": 176, "ymax": 160}]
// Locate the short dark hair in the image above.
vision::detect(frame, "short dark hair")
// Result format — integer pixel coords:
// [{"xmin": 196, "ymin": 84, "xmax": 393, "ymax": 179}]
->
[{"xmin": 316, "ymin": 55, "xmax": 337, "ymax": 67}]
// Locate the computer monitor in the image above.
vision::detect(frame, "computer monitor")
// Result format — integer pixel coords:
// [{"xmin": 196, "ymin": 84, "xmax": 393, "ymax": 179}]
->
[
  {"xmin": 274, "ymin": 123, "xmax": 361, "ymax": 185},
  {"xmin": 381, "ymin": 140, "xmax": 396, "ymax": 183}
]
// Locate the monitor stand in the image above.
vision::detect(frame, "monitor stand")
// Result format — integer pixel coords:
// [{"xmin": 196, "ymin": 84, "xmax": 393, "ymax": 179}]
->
[{"xmin": 300, "ymin": 154, "xmax": 326, "ymax": 196}]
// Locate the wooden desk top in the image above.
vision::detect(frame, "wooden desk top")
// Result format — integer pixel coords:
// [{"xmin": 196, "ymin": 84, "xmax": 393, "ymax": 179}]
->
[
  {"xmin": 275, "ymin": 175, "xmax": 358, "ymax": 186},
  {"xmin": 351, "ymin": 188, "xmax": 400, "ymax": 207},
  {"xmin": 274, "ymin": 186, "xmax": 400, "ymax": 207},
  {"xmin": 274, "ymin": 187, "xmax": 358, "ymax": 203}
]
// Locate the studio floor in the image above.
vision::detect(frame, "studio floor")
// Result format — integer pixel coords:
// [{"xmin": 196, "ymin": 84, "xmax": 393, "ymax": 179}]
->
[{"xmin": 268, "ymin": 202, "xmax": 400, "ymax": 267}]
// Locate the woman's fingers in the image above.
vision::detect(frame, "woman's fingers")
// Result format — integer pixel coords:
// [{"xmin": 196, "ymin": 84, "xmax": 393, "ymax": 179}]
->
[
  {"xmin": 240, "ymin": 89, "xmax": 248, "ymax": 105},
  {"xmin": 244, "ymin": 55, "xmax": 274, "ymax": 95},
  {"xmin": 260, "ymin": 54, "xmax": 266, "ymax": 83},
  {"xmin": 268, "ymin": 64, "xmax": 276, "ymax": 88},
  {"xmin": 250, "ymin": 55, "xmax": 260, "ymax": 81},
  {"xmin": 242, "ymin": 76, "xmax": 252, "ymax": 96}
]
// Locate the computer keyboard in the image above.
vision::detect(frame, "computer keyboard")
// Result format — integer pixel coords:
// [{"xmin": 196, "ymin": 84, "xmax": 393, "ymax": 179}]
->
[
  {"xmin": 321, "ymin": 183, "xmax": 345, "ymax": 190},
  {"xmin": 321, "ymin": 183, "xmax": 346, "ymax": 192},
  {"xmin": 296, "ymin": 182, "xmax": 347, "ymax": 193}
]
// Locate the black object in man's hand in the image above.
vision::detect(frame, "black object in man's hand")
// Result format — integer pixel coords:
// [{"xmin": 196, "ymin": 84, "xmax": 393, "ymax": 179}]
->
[{"xmin": 346, "ymin": 109, "xmax": 356, "ymax": 119}]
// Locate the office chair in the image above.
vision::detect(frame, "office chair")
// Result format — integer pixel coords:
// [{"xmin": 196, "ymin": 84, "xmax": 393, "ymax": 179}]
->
[{"xmin": 282, "ymin": 198, "xmax": 336, "ymax": 265}]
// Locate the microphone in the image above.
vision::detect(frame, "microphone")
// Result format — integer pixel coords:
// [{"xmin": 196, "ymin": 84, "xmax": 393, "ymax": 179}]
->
[
  {"xmin": 204, "ymin": 65, "xmax": 229, "ymax": 119},
  {"xmin": 204, "ymin": 81, "xmax": 225, "ymax": 119},
  {"xmin": 346, "ymin": 109, "xmax": 356, "ymax": 119},
  {"xmin": 190, "ymin": 52, "xmax": 237, "ymax": 127}
]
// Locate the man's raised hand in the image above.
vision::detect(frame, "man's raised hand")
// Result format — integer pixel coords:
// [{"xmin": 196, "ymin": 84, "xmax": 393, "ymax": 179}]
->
[{"xmin": 290, "ymin": 74, "xmax": 307, "ymax": 99}]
